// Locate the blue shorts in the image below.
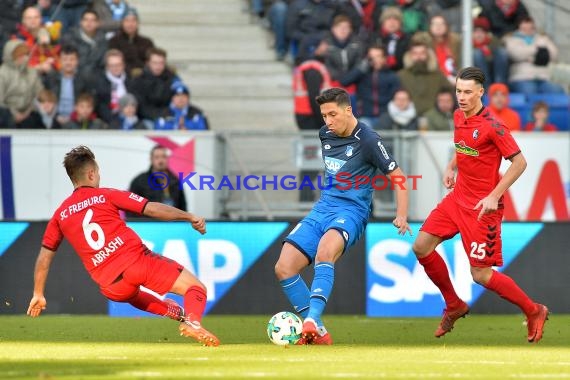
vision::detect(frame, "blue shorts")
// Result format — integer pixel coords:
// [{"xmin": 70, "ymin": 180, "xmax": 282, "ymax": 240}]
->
[{"xmin": 283, "ymin": 210, "xmax": 366, "ymax": 263}]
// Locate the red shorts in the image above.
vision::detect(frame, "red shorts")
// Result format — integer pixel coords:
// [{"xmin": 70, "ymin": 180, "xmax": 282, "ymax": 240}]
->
[
  {"xmin": 99, "ymin": 250, "xmax": 184, "ymax": 301},
  {"xmin": 420, "ymin": 194, "xmax": 503, "ymax": 267}
]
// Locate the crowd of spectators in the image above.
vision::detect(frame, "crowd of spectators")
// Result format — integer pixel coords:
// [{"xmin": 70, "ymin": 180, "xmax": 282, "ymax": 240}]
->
[
  {"xmin": 254, "ymin": 0, "xmax": 568, "ymax": 133},
  {"xmin": 0, "ymin": 0, "xmax": 209, "ymax": 130}
]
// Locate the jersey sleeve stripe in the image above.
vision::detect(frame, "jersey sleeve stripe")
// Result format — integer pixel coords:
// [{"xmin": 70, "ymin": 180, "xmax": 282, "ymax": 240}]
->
[
  {"xmin": 140, "ymin": 199, "xmax": 149, "ymax": 215},
  {"xmin": 505, "ymin": 150, "xmax": 522, "ymax": 160},
  {"xmin": 41, "ymin": 244, "xmax": 57, "ymax": 252}
]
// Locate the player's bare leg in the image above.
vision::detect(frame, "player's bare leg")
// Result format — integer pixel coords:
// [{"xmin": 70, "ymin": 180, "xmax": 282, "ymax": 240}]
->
[
  {"xmin": 170, "ymin": 269, "xmax": 220, "ymax": 347},
  {"xmin": 471, "ymin": 266, "xmax": 549, "ymax": 343},
  {"xmin": 302, "ymin": 229, "xmax": 344, "ymax": 345},
  {"xmin": 413, "ymin": 231, "xmax": 469, "ymax": 337}
]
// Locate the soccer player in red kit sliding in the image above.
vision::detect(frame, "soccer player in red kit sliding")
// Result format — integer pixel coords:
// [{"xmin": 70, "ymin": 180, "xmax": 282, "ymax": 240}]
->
[
  {"xmin": 412, "ymin": 67, "xmax": 549, "ymax": 342},
  {"xmin": 27, "ymin": 146, "xmax": 220, "ymax": 346}
]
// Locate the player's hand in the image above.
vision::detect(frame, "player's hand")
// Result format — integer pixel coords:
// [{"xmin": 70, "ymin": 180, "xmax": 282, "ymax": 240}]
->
[
  {"xmin": 474, "ymin": 195, "xmax": 499, "ymax": 220},
  {"xmin": 393, "ymin": 216, "xmax": 412, "ymax": 236},
  {"xmin": 27, "ymin": 295, "xmax": 47, "ymax": 317},
  {"xmin": 190, "ymin": 214, "xmax": 206, "ymax": 234},
  {"xmin": 443, "ymin": 167, "xmax": 456, "ymax": 189}
]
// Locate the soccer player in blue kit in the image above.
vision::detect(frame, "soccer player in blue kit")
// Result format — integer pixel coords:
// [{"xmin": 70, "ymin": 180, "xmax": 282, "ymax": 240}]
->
[{"xmin": 275, "ymin": 88, "xmax": 412, "ymax": 344}]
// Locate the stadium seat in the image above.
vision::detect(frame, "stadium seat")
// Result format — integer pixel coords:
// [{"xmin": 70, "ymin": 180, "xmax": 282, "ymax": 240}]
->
[
  {"xmin": 482, "ymin": 92, "xmax": 526, "ymax": 108},
  {"xmin": 506, "ymin": 93, "xmax": 530, "ymax": 125},
  {"xmin": 507, "ymin": 92, "xmax": 527, "ymax": 108}
]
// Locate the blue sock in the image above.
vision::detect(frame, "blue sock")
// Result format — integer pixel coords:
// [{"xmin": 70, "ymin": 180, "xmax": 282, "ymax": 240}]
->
[
  {"xmin": 279, "ymin": 274, "xmax": 310, "ymax": 318},
  {"xmin": 307, "ymin": 262, "xmax": 335, "ymax": 327}
]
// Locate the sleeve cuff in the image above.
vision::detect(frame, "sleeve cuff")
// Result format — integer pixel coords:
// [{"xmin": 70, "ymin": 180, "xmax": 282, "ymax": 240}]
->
[
  {"xmin": 41, "ymin": 244, "xmax": 57, "ymax": 252},
  {"xmin": 506, "ymin": 150, "xmax": 521, "ymax": 160},
  {"xmin": 140, "ymin": 199, "xmax": 149, "ymax": 215}
]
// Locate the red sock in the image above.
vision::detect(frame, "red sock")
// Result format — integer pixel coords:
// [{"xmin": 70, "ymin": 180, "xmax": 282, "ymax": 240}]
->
[
  {"xmin": 418, "ymin": 251, "xmax": 462, "ymax": 308},
  {"xmin": 184, "ymin": 286, "xmax": 207, "ymax": 322},
  {"xmin": 485, "ymin": 270, "xmax": 537, "ymax": 316},
  {"xmin": 127, "ymin": 290, "xmax": 168, "ymax": 316}
]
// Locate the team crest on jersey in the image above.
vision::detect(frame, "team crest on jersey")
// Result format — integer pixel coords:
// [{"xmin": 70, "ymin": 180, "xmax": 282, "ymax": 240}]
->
[
  {"xmin": 455, "ymin": 140, "xmax": 479, "ymax": 156},
  {"xmin": 473, "ymin": 129, "xmax": 479, "ymax": 140},
  {"xmin": 324, "ymin": 156, "xmax": 347, "ymax": 174},
  {"xmin": 345, "ymin": 145, "xmax": 354, "ymax": 157}
]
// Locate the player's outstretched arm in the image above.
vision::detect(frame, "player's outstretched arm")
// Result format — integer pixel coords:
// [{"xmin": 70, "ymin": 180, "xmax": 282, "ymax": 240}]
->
[
  {"xmin": 474, "ymin": 152, "xmax": 527, "ymax": 220},
  {"xmin": 143, "ymin": 201, "xmax": 206, "ymax": 234},
  {"xmin": 443, "ymin": 153, "xmax": 457, "ymax": 189},
  {"xmin": 27, "ymin": 247, "xmax": 56, "ymax": 317},
  {"xmin": 387, "ymin": 167, "xmax": 412, "ymax": 236}
]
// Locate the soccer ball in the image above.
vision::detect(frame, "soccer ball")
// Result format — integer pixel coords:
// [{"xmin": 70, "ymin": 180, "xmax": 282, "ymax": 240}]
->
[{"xmin": 267, "ymin": 311, "xmax": 303, "ymax": 346}]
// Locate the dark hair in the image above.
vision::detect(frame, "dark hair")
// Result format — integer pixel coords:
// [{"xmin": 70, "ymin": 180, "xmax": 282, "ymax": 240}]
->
[
  {"xmin": 532, "ymin": 100, "xmax": 549, "ymax": 113},
  {"xmin": 393, "ymin": 88, "xmax": 411, "ymax": 99},
  {"xmin": 409, "ymin": 39, "xmax": 429, "ymax": 50},
  {"xmin": 315, "ymin": 88, "xmax": 351, "ymax": 107},
  {"xmin": 437, "ymin": 87, "xmax": 454, "ymax": 97},
  {"xmin": 332, "ymin": 14, "xmax": 352, "ymax": 27},
  {"xmin": 60, "ymin": 44, "xmax": 79, "ymax": 57},
  {"xmin": 150, "ymin": 145, "xmax": 167, "ymax": 157},
  {"xmin": 146, "ymin": 47, "xmax": 167, "ymax": 61},
  {"xmin": 38, "ymin": 89, "xmax": 57, "ymax": 103},
  {"xmin": 76, "ymin": 92, "xmax": 94, "ymax": 106},
  {"xmin": 518, "ymin": 15, "xmax": 534, "ymax": 27},
  {"xmin": 81, "ymin": 8, "xmax": 99, "ymax": 20},
  {"xmin": 368, "ymin": 43, "xmax": 386, "ymax": 55},
  {"xmin": 456, "ymin": 66, "xmax": 485, "ymax": 86},
  {"xmin": 63, "ymin": 146, "xmax": 96, "ymax": 182}
]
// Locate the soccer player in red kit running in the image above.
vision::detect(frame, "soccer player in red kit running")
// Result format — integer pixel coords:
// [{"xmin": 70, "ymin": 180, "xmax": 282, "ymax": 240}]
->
[
  {"xmin": 26, "ymin": 146, "xmax": 220, "ymax": 346},
  {"xmin": 412, "ymin": 67, "xmax": 549, "ymax": 343}
]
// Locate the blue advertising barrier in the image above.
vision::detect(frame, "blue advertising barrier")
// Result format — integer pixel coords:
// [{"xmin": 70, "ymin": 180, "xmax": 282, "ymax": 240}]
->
[
  {"xmin": 365, "ymin": 223, "xmax": 544, "ymax": 317},
  {"xmin": 108, "ymin": 222, "xmax": 289, "ymax": 316}
]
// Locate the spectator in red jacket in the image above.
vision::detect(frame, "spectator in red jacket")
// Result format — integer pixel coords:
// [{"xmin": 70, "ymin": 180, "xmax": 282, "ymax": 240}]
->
[
  {"xmin": 13, "ymin": 6, "xmax": 60, "ymax": 74},
  {"xmin": 488, "ymin": 82, "xmax": 521, "ymax": 131}
]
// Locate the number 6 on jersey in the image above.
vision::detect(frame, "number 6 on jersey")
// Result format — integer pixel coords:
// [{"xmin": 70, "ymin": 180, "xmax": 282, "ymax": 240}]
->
[{"xmin": 83, "ymin": 209, "xmax": 105, "ymax": 250}]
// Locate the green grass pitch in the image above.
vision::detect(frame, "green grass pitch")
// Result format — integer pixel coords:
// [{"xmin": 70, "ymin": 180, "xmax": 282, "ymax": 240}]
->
[{"xmin": 0, "ymin": 315, "xmax": 569, "ymax": 379}]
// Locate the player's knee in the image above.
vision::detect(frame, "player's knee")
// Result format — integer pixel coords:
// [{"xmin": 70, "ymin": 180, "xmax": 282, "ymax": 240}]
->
[
  {"xmin": 274, "ymin": 260, "xmax": 291, "ymax": 280},
  {"xmin": 411, "ymin": 241, "xmax": 429, "ymax": 258},
  {"xmin": 179, "ymin": 269, "xmax": 206, "ymax": 292},
  {"xmin": 471, "ymin": 272, "xmax": 486, "ymax": 285},
  {"xmin": 315, "ymin": 251, "xmax": 335, "ymax": 264},
  {"xmin": 470, "ymin": 267, "xmax": 492, "ymax": 286},
  {"xmin": 191, "ymin": 279, "xmax": 206, "ymax": 292}
]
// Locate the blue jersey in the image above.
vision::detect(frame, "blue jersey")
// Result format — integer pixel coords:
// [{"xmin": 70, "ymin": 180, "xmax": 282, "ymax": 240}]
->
[{"xmin": 313, "ymin": 122, "xmax": 399, "ymax": 220}]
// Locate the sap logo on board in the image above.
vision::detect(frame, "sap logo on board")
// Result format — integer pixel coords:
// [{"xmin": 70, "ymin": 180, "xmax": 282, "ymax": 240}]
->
[
  {"xmin": 365, "ymin": 223, "xmax": 543, "ymax": 317},
  {"xmin": 108, "ymin": 222, "xmax": 288, "ymax": 316}
]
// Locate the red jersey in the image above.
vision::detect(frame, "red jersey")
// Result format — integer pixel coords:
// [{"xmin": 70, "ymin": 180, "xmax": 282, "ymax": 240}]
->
[
  {"xmin": 42, "ymin": 187, "xmax": 149, "ymax": 287},
  {"xmin": 450, "ymin": 107, "xmax": 521, "ymax": 209}
]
